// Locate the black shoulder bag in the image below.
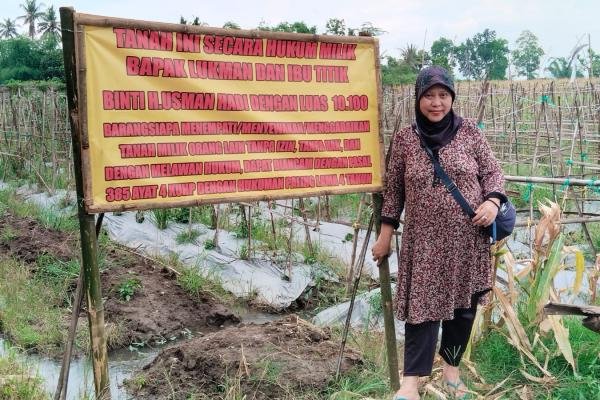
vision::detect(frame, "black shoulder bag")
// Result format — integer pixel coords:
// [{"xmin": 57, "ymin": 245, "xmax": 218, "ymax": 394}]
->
[{"xmin": 415, "ymin": 129, "xmax": 516, "ymax": 242}]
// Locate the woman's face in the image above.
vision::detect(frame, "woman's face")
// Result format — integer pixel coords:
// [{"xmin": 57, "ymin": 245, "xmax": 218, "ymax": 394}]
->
[{"xmin": 419, "ymin": 85, "xmax": 452, "ymax": 122}]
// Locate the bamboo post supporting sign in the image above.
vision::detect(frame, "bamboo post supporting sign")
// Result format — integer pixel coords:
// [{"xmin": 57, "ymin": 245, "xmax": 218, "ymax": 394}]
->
[
  {"xmin": 67, "ymin": 12, "xmax": 384, "ymax": 213},
  {"xmin": 59, "ymin": 7, "xmax": 390, "ymax": 398},
  {"xmin": 59, "ymin": 7, "xmax": 110, "ymax": 399}
]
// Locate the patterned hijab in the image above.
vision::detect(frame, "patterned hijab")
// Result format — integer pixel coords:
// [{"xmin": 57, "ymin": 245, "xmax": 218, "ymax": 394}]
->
[{"xmin": 414, "ymin": 66, "xmax": 462, "ymax": 150}]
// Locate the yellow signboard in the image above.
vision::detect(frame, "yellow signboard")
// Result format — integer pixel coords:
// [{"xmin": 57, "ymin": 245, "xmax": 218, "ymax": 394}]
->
[{"xmin": 75, "ymin": 14, "xmax": 384, "ymax": 212}]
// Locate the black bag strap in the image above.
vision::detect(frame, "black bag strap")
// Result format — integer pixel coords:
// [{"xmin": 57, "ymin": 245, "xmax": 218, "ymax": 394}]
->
[{"xmin": 414, "ymin": 126, "xmax": 476, "ymax": 218}]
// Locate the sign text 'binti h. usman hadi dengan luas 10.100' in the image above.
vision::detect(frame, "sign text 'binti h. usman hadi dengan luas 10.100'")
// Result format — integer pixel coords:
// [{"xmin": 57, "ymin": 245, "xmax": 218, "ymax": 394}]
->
[{"xmin": 77, "ymin": 14, "xmax": 384, "ymax": 212}]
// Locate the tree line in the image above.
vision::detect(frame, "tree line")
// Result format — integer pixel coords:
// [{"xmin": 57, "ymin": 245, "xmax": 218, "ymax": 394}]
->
[{"xmin": 1, "ymin": 2, "xmax": 599, "ymax": 85}]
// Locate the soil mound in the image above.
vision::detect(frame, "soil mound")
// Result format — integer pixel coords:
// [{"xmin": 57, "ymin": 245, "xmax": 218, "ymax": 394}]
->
[
  {"xmin": 101, "ymin": 248, "xmax": 240, "ymax": 346},
  {"xmin": 0, "ymin": 213, "xmax": 75, "ymax": 263},
  {"xmin": 128, "ymin": 315, "xmax": 363, "ymax": 399},
  {"xmin": 0, "ymin": 209, "xmax": 239, "ymax": 349}
]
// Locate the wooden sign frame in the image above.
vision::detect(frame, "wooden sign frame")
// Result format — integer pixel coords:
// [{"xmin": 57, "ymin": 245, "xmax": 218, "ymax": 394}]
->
[{"xmin": 71, "ymin": 12, "xmax": 385, "ymax": 213}]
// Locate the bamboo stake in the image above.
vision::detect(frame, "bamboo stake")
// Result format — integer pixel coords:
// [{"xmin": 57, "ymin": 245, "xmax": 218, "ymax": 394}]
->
[
  {"xmin": 60, "ymin": 8, "xmax": 111, "ymax": 398},
  {"xmin": 335, "ymin": 213, "xmax": 374, "ymax": 378},
  {"xmin": 55, "ymin": 214, "xmax": 105, "ymax": 400},
  {"xmin": 372, "ymin": 192, "xmax": 400, "ymax": 391},
  {"xmin": 298, "ymin": 197, "xmax": 314, "ymax": 257},
  {"xmin": 286, "ymin": 199, "xmax": 294, "ymax": 280},
  {"xmin": 346, "ymin": 193, "xmax": 366, "ymax": 295},
  {"xmin": 212, "ymin": 204, "xmax": 220, "ymax": 249},
  {"xmin": 268, "ymin": 201, "xmax": 277, "ymax": 250}
]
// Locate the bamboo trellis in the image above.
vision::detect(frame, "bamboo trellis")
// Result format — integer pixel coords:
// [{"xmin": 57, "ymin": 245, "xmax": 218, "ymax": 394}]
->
[{"xmin": 1, "ymin": 79, "xmax": 600, "ymax": 263}]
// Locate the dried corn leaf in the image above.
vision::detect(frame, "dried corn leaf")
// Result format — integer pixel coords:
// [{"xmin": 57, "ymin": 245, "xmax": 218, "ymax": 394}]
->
[
  {"xmin": 520, "ymin": 369, "xmax": 555, "ymax": 384},
  {"xmin": 483, "ymin": 376, "xmax": 512, "ymax": 397},
  {"xmin": 494, "ymin": 287, "xmax": 532, "ymax": 351},
  {"xmin": 538, "ymin": 317, "xmax": 552, "ymax": 334},
  {"xmin": 424, "ymin": 383, "xmax": 448, "ymax": 399},
  {"xmin": 495, "ymin": 288, "xmax": 553, "ymax": 376},
  {"xmin": 534, "ymin": 201, "xmax": 561, "ymax": 251},
  {"xmin": 519, "ymin": 384, "xmax": 534, "ymax": 400},
  {"xmin": 548, "ymin": 315, "xmax": 577, "ymax": 374}
]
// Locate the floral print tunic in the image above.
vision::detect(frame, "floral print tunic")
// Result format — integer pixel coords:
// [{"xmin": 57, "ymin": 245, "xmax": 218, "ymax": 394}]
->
[{"xmin": 382, "ymin": 119, "xmax": 505, "ymax": 324}]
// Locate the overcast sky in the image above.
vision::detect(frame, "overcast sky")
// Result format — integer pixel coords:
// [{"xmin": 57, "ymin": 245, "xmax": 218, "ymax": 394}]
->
[{"xmin": 5, "ymin": 0, "xmax": 599, "ymax": 69}]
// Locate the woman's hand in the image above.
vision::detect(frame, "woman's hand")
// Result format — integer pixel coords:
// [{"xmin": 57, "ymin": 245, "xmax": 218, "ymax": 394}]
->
[
  {"xmin": 372, "ymin": 224, "xmax": 394, "ymax": 265},
  {"xmin": 472, "ymin": 199, "xmax": 500, "ymax": 227}
]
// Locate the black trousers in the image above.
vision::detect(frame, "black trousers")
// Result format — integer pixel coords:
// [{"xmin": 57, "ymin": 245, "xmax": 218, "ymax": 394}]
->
[{"xmin": 403, "ymin": 292, "xmax": 485, "ymax": 377}]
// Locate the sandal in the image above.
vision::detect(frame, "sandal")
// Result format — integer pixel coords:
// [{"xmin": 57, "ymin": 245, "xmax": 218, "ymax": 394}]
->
[
  {"xmin": 443, "ymin": 379, "xmax": 473, "ymax": 400},
  {"xmin": 391, "ymin": 393, "xmax": 420, "ymax": 400}
]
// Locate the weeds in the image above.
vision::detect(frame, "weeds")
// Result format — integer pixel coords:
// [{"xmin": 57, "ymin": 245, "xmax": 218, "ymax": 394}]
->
[
  {"xmin": 37, "ymin": 207, "xmax": 79, "ymax": 232},
  {"xmin": 176, "ymin": 228, "xmax": 201, "ymax": 245},
  {"xmin": 35, "ymin": 254, "xmax": 79, "ymax": 286},
  {"xmin": 0, "ymin": 350, "xmax": 48, "ymax": 399},
  {"xmin": 177, "ymin": 266, "xmax": 232, "ymax": 304},
  {"xmin": 152, "ymin": 208, "xmax": 170, "ymax": 230},
  {"xmin": 0, "ymin": 257, "xmax": 64, "ymax": 353},
  {"xmin": 0, "ymin": 225, "xmax": 17, "ymax": 244},
  {"xmin": 117, "ymin": 277, "xmax": 142, "ymax": 301}
]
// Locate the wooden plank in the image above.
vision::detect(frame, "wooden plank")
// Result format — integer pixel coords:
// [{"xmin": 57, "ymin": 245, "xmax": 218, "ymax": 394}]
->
[
  {"xmin": 84, "ymin": 184, "xmax": 383, "ymax": 213},
  {"xmin": 544, "ymin": 302, "xmax": 600, "ymax": 316},
  {"xmin": 74, "ymin": 12, "xmax": 377, "ymax": 45}
]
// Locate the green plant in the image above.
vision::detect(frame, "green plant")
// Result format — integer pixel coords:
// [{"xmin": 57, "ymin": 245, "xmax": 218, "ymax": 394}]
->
[
  {"xmin": 251, "ymin": 359, "xmax": 282, "ymax": 385},
  {"xmin": 367, "ymin": 290, "xmax": 383, "ymax": 319},
  {"xmin": 152, "ymin": 208, "xmax": 170, "ymax": 230},
  {"xmin": 117, "ymin": 277, "xmax": 142, "ymax": 301},
  {"xmin": 192, "ymin": 205, "xmax": 216, "ymax": 228},
  {"xmin": 204, "ymin": 239, "xmax": 216, "ymax": 250},
  {"xmin": 176, "ymin": 228, "xmax": 201, "ymax": 245},
  {"xmin": 171, "ymin": 207, "xmax": 191, "ymax": 223},
  {"xmin": 0, "ymin": 225, "xmax": 18, "ymax": 244},
  {"xmin": 177, "ymin": 267, "xmax": 231, "ymax": 303},
  {"xmin": 239, "ymin": 244, "xmax": 249, "ymax": 260}
]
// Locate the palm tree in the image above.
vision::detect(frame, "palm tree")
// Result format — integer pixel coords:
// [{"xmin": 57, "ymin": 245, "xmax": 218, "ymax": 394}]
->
[
  {"xmin": 401, "ymin": 44, "xmax": 428, "ymax": 72},
  {"xmin": 38, "ymin": 5, "xmax": 60, "ymax": 40},
  {"xmin": 546, "ymin": 57, "xmax": 582, "ymax": 79},
  {"xmin": 0, "ymin": 18, "xmax": 18, "ymax": 38},
  {"xmin": 18, "ymin": 0, "xmax": 45, "ymax": 39}
]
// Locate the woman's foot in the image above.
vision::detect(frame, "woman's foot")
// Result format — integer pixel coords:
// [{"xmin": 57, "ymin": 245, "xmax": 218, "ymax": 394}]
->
[
  {"xmin": 442, "ymin": 363, "xmax": 470, "ymax": 399},
  {"xmin": 391, "ymin": 389, "xmax": 420, "ymax": 400},
  {"xmin": 391, "ymin": 376, "xmax": 420, "ymax": 400}
]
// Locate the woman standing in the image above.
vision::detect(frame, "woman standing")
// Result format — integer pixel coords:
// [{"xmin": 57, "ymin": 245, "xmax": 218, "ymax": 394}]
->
[{"xmin": 372, "ymin": 66, "xmax": 507, "ymax": 400}]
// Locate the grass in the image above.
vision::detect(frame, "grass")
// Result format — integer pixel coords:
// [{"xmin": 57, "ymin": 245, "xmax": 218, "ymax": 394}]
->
[
  {"xmin": 177, "ymin": 266, "xmax": 233, "ymax": 304},
  {"xmin": 0, "ymin": 187, "xmax": 78, "ymax": 233},
  {"xmin": 471, "ymin": 318, "xmax": 600, "ymax": 399},
  {"xmin": 151, "ymin": 208, "xmax": 170, "ymax": 230},
  {"xmin": 0, "ymin": 225, "xmax": 18, "ymax": 245},
  {"xmin": 0, "ymin": 257, "xmax": 65, "ymax": 353},
  {"xmin": 35, "ymin": 254, "xmax": 79, "ymax": 287},
  {"xmin": 0, "ymin": 350, "xmax": 48, "ymax": 399},
  {"xmin": 176, "ymin": 228, "xmax": 201, "ymax": 245},
  {"xmin": 37, "ymin": 207, "xmax": 79, "ymax": 232}
]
